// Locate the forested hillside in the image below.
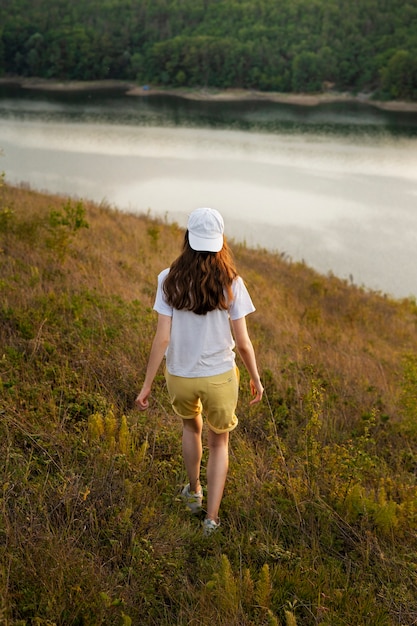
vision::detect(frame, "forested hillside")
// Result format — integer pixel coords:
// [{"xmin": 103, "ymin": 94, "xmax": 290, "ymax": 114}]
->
[{"xmin": 1, "ymin": 0, "xmax": 417, "ymax": 99}]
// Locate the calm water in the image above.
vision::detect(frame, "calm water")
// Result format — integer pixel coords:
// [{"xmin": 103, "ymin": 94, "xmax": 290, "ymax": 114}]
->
[{"xmin": 1, "ymin": 84, "xmax": 417, "ymax": 299}]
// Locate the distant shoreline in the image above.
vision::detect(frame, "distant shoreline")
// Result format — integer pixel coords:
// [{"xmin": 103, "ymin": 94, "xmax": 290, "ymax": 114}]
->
[{"xmin": 1, "ymin": 76, "xmax": 417, "ymax": 113}]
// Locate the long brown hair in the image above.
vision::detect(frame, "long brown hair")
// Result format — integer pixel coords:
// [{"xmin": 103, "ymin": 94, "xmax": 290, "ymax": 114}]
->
[{"xmin": 163, "ymin": 232, "xmax": 238, "ymax": 315}]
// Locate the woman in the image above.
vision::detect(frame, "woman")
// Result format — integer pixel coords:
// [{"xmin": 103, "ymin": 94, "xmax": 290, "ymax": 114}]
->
[{"xmin": 136, "ymin": 207, "xmax": 263, "ymax": 534}]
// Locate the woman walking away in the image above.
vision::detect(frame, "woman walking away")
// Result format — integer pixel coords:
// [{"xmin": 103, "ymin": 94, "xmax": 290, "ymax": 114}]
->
[{"xmin": 135, "ymin": 207, "xmax": 263, "ymax": 535}]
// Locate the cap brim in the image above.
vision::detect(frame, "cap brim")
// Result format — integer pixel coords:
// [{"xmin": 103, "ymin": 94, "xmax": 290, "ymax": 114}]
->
[{"xmin": 189, "ymin": 232, "xmax": 223, "ymax": 252}]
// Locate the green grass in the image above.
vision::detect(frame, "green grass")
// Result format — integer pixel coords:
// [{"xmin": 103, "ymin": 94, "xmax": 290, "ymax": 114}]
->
[{"xmin": 1, "ymin": 179, "xmax": 417, "ymax": 625}]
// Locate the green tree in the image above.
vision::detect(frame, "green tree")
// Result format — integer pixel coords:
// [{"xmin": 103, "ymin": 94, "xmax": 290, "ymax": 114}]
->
[
  {"xmin": 25, "ymin": 33, "xmax": 44, "ymax": 76},
  {"xmin": 130, "ymin": 52, "xmax": 145, "ymax": 82},
  {"xmin": 381, "ymin": 49, "xmax": 417, "ymax": 99},
  {"xmin": 318, "ymin": 45, "xmax": 336, "ymax": 85},
  {"xmin": 292, "ymin": 50, "xmax": 321, "ymax": 92}
]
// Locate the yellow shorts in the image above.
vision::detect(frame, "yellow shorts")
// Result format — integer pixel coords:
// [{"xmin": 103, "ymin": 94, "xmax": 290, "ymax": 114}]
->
[{"xmin": 165, "ymin": 366, "xmax": 239, "ymax": 434}]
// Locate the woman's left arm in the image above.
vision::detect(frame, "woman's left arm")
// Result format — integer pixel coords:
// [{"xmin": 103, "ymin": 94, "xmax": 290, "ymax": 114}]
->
[{"xmin": 135, "ymin": 314, "xmax": 172, "ymax": 410}]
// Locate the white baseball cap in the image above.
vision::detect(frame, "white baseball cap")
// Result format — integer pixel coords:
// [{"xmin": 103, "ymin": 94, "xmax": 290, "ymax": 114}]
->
[{"xmin": 187, "ymin": 207, "xmax": 224, "ymax": 252}]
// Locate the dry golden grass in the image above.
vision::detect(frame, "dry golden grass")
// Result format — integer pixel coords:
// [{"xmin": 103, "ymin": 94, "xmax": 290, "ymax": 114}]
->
[{"xmin": 1, "ymin": 181, "xmax": 417, "ymax": 625}]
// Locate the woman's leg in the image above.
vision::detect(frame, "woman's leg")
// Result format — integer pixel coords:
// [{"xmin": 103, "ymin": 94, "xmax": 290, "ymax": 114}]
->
[
  {"xmin": 206, "ymin": 429, "xmax": 229, "ymax": 522},
  {"xmin": 182, "ymin": 414, "xmax": 203, "ymax": 493}
]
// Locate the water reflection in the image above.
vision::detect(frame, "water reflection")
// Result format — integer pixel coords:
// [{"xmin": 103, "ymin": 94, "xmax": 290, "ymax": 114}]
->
[{"xmin": 1, "ymin": 84, "xmax": 417, "ymax": 136}]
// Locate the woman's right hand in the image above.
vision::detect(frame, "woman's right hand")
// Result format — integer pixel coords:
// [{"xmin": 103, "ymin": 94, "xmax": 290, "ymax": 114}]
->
[{"xmin": 135, "ymin": 386, "xmax": 151, "ymax": 411}]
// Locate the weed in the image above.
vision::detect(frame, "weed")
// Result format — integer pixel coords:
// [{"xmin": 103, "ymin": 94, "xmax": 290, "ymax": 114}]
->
[
  {"xmin": 46, "ymin": 199, "xmax": 89, "ymax": 260},
  {"xmin": 147, "ymin": 223, "xmax": 160, "ymax": 249},
  {"xmin": 399, "ymin": 352, "xmax": 417, "ymax": 430}
]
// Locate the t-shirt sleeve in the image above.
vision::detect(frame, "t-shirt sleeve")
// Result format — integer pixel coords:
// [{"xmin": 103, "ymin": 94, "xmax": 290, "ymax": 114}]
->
[
  {"xmin": 228, "ymin": 276, "xmax": 256, "ymax": 320},
  {"xmin": 153, "ymin": 268, "xmax": 173, "ymax": 317}
]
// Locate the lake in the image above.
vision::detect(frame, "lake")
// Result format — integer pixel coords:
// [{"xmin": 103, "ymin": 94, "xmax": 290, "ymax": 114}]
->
[{"xmin": 1, "ymin": 83, "xmax": 417, "ymax": 299}]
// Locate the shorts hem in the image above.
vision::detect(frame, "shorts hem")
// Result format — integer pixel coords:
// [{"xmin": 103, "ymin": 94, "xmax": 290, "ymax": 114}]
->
[
  {"xmin": 171, "ymin": 406, "xmax": 201, "ymax": 420},
  {"xmin": 207, "ymin": 417, "xmax": 239, "ymax": 434}
]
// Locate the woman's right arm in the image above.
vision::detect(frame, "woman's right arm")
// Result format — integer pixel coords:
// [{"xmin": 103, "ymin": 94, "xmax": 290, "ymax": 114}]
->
[
  {"xmin": 230, "ymin": 316, "xmax": 263, "ymax": 404},
  {"xmin": 135, "ymin": 313, "xmax": 172, "ymax": 410}
]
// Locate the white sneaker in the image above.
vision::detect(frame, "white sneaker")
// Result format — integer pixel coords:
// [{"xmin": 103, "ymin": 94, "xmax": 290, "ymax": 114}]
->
[
  {"xmin": 203, "ymin": 517, "xmax": 220, "ymax": 536},
  {"xmin": 181, "ymin": 483, "xmax": 203, "ymax": 514}
]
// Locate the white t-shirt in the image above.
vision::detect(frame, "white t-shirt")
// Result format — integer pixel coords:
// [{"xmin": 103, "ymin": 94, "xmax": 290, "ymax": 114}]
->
[{"xmin": 153, "ymin": 267, "xmax": 255, "ymax": 377}]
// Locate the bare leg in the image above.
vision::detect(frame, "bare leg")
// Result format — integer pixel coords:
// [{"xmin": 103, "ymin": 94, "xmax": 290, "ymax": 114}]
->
[
  {"xmin": 182, "ymin": 415, "xmax": 203, "ymax": 493},
  {"xmin": 206, "ymin": 430, "xmax": 229, "ymax": 523}
]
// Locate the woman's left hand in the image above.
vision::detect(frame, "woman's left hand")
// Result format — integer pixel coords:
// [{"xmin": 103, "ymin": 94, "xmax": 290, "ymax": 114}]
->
[{"xmin": 249, "ymin": 379, "xmax": 264, "ymax": 405}]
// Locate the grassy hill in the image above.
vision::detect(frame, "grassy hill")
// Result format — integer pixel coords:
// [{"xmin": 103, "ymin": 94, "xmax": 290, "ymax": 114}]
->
[{"xmin": 1, "ymin": 180, "xmax": 417, "ymax": 625}]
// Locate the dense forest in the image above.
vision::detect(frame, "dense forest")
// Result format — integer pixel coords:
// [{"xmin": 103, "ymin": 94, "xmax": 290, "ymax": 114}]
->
[{"xmin": 1, "ymin": 0, "xmax": 417, "ymax": 99}]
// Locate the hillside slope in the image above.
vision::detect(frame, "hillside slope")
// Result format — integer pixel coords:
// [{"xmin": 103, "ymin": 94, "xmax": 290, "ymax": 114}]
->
[{"xmin": 1, "ymin": 182, "xmax": 417, "ymax": 624}]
